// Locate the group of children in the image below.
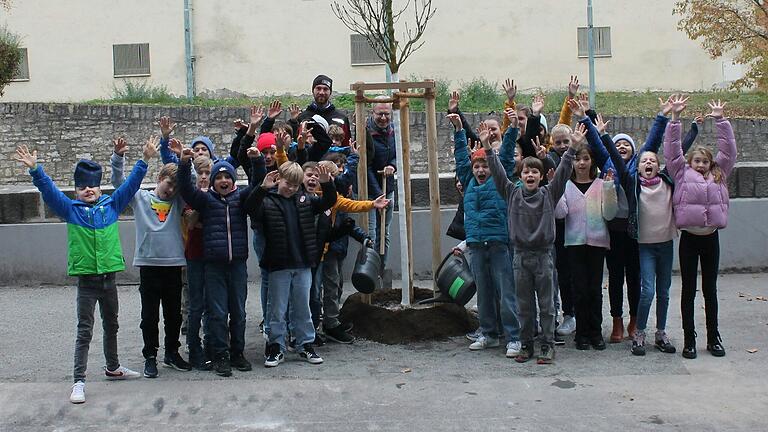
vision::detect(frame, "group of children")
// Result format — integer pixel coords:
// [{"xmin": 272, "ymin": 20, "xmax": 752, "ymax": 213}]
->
[
  {"xmin": 13, "ymin": 74, "xmax": 736, "ymax": 405},
  {"xmin": 447, "ymin": 76, "xmax": 735, "ymax": 365}
]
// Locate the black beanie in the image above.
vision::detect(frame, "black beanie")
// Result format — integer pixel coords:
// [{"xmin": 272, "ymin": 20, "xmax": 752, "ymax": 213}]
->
[
  {"xmin": 312, "ymin": 74, "xmax": 333, "ymax": 92},
  {"xmin": 73, "ymin": 159, "xmax": 102, "ymax": 188}
]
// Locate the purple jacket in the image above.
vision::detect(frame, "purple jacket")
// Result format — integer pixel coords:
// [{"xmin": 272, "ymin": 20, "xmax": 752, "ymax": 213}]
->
[{"xmin": 664, "ymin": 119, "xmax": 736, "ymax": 229}]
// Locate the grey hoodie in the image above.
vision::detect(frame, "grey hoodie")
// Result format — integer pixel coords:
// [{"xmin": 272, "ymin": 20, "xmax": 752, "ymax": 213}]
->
[
  {"xmin": 111, "ymin": 153, "xmax": 186, "ymax": 266},
  {"xmin": 488, "ymin": 146, "xmax": 576, "ymax": 250}
]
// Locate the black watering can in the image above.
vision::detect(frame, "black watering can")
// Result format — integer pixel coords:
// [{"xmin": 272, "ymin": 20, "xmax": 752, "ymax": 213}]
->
[
  {"xmin": 351, "ymin": 245, "xmax": 381, "ymax": 294},
  {"xmin": 419, "ymin": 252, "xmax": 476, "ymax": 306}
]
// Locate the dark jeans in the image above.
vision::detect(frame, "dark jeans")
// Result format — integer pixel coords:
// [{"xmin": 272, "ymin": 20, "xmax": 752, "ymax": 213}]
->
[
  {"xmin": 679, "ymin": 230, "xmax": 720, "ymax": 335},
  {"xmin": 555, "ymin": 220, "xmax": 575, "ymax": 317},
  {"xmin": 73, "ymin": 273, "xmax": 120, "ymax": 382},
  {"xmin": 321, "ymin": 251, "xmax": 345, "ymax": 329},
  {"xmin": 310, "ymin": 265, "xmax": 322, "ymax": 330},
  {"xmin": 606, "ymin": 230, "xmax": 640, "ymax": 318},
  {"xmin": 568, "ymin": 245, "xmax": 607, "ymax": 341},
  {"xmin": 185, "ymin": 259, "xmax": 208, "ymax": 359},
  {"xmin": 139, "ymin": 266, "xmax": 183, "ymax": 359},
  {"xmin": 204, "ymin": 259, "xmax": 248, "ymax": 358}
]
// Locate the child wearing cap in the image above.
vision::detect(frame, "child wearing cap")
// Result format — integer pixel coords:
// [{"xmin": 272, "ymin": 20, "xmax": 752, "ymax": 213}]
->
[{"xmin": 14, "ymin": 140, "xmax": 157, "ymax": 404}]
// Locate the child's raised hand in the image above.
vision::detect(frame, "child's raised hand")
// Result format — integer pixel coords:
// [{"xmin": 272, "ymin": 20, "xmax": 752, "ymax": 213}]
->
[
  {"xmin": 448, "ymin": 91, "xmax": 460, "ymax": 113},
  {"xmin": 180, "ymin": 147, "xmax": 194, "ymax": 163},
  {"xmin": 706, "ymin": 99, "xmax": 726, "ymax": 119},
  {"xmin": 446, "ymin": 113, "xmax": 462, "ymax": 131},
  {"xmin": 267, "ymin": 100, "xmax": 283, "ymax": 119},
  {"xmin": 349, "ymin": 139, "xmax": 359, "ymax": 155},
  {"xmin": 568, "ymin": 75, "xmax": 579, "ymax": 98},
  {"xmin": 547, "ymin": 168, "xmax": 555, "ymax": 182},
  {"xmin": 531, "ymin": 94, "xmax": 545, "ymax": 116},
  {"xmin": 261, "ymin": 171, "xmax": 279, "ymax": 189},
  {"xmin": 694, "ymin": 115, "xmax": 704, "ymax": 125},
  {"xmin": 670, "ymin": 94, "xmax": 689, "ymax": 120},
  {"xmin": 578, "ymin": 92, "xmax": 591, "ymax": 112},
  {"xmin": 250, "ymin": 105, "xmax": 265, "ymax": 126},
  {"xmin": 502, "ymin": 78, "xmax": 517, "ymax": 102},
  {"xmin": 246, "ymin": 146, "xmax": 261, "ymax": 159},
  {"xmin": 289, "ymin": 104, "xmax": 302, "ymax": 121},
  {"xmin": 372, "ymin": 194, "xmax": 390, "ymax": 209},
  {"xmin": 477, "ymin": 121, "xmax": 491, "ymax": 148},
  {"xmin": 233, "ymin": 118, "xmax": 247, "ymax": 130},
  {"xmin": 297, "ymin": 121, "xmax": 312, "ymax": 149},
  {"xmin": 504, "ymin": 107, "xmax": 519, "ymax": 129},
  {"xmin": 275, "ymin": 130, "xmax": 291, "ymax": 150},
  {"xmin": 596, "ymin": 113, "xmax": 610, "ymax": 135},
  {"xmin": 571, "ymin": 123, "xmax": 587, "ymax": 145},
  {"xmin": 534, "ymin": 136, "xmax": 547, "ymax": 159},
  {"xmin": 567, "ymin": 97, "xmax": 585, "ymax": 118},
  {"xmin": 13, "ymin": 145, "xmax": 37, "ymax": 169},
  {"xmin": 659, "ymin": 95, "xmax": 674, "ymax": 117},
  {"xmin": 169, "ymin": 138, "xmax": 183, "ymax": 156},
  {"xmin": 317, "ymin": 164, "xmax": 331, "ymax": 183},
  {"xmin": 113, "ymin": 137, "xmax": 128, "ymax": 156},
  {"xmin": 159, "ymin": 116, "xmax": 176, "ymax": 139},
  {"xmin": 143, "ymin": 136, "xmax": 160, "ymax": 161},
  {"xmin": 604, "ymin": 168, "xmax": 615, "ymax": 183}
]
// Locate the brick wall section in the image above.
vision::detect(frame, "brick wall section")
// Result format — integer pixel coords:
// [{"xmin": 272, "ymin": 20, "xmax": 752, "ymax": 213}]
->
[{"xmin": 1, "ymin": 102, "xmax": 766, "ymax": 197}]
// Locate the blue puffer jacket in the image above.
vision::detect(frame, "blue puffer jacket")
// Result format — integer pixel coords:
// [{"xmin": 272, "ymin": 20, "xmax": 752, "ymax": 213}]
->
[
  {"xmin": 178, "ymin": 160, "xmax": 252, "ymax": 262},
  {"xmin": 454, "ymin": 128, "xmax": 513, "ymax": 244}
]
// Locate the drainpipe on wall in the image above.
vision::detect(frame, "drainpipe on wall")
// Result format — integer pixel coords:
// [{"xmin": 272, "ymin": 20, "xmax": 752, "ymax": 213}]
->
[
  {"xmin": 587, "ymin": 0, "xmax": 596, "ymax": 108},
  {"xmin": 184, "ymin": 0, "xmax": 196, "ymax": 100}
]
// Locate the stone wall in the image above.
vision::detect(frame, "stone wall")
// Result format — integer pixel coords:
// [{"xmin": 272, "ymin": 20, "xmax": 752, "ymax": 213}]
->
[{"xmin": 1, "ymin": 103, "xmax": 767, "ymax": 196}]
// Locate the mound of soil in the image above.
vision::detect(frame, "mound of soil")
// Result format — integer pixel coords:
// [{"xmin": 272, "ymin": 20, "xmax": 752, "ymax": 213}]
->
[{"xmin": 339, "ymin": 287, "xmax": 478, "ymax": 345}]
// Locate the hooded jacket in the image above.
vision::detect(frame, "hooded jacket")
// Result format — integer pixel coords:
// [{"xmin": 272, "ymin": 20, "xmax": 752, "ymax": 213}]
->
[{"xmin": 160, "ymin": 136, "xmax": 239, "ymax": 168}]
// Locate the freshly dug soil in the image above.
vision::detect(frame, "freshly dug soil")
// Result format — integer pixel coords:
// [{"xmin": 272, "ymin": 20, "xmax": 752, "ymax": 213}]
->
[{"xmin": 339, "ymin": 287, "xmax": 479, "ymax": 345}]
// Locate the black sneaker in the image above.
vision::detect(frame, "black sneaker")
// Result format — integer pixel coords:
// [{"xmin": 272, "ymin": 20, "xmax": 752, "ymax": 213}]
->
[
  {"xmin": 682, "ymin": 331, "xmax": 697, "ymax": 359},
  {"xmin": 143, "ymin": 357, "xmax": 158, "ymax": 378},
  {"xmin": 163, "ymin": 352, "xmax": 192, "ymax": 371},
  {"xmin": 706, "ymin": 331, "xmax": 726, "ymax": 357},
  {"xmin": 324, "ymin": 325, "xmax": 354, "ymax": 344},
  {"xmin": 515, "ymin": 343, "xmax": 535, "ymax": 363},
  {"xmin": 312, "ymin": 334, "xmax": 326, "ymax": 347},
  {"xmin": 631, "ymin": 331, "xmax": 646, "ymax": 356},
  {"xmin": 575, "ymin": 337, "xmax": 591, "ymax": 350},
  {"xmin": 264, "ymin": 343, "xmax": 284, "ymax": 368},
  {"xmin": 341, "ymin": 321, "xmax": 354, "ymax": 333},
  {"xmin": 230, "ymin": 352, "xmax": 252, "ymax": 371},
  {"xmin": 189, "ymin": 350, "xmax": 213, "ymax": 371},
  {"xmin": 553, "ymin": 332, "xmax": 566, "ymax": 346},
  {"xmin": 537, "ymin": 344, "xmax": 555, "ymax": 364},
  {"xmin": 298, "ymin": 344, "xmax": 324, "ymax": 364},
  {"xmin": 654, "ymin": 331, "xmax": 676, "ymax": 354},
  {"xmin": 213, "ymin": 355, "xmax": 232, "ymax": 377},
  {"xmin": 590, "ymin": 336, "xmax": 607, "ymax": 351}
]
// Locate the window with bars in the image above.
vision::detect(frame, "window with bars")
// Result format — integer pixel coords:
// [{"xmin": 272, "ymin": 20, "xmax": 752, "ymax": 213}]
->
[
  {"xmin": 113, "ymin": 43, "xmax": 150, "ymax": 77},
  {"xmin": 350, "ymin": 34, "xmax": 385, "ymax": 66},
  {"xmin": 12, "ymin": 48, "xmax": 29, "ymax": 81},
  {"xmin": 577, "ymin": 27, "xmax": 612, "ymax": 58}
]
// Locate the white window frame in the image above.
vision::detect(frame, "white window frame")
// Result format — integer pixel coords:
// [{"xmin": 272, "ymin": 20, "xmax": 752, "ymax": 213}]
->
[
  {"xmin": 350, "ymin": 34, "xmax": 385, "ymax": 66},
  {"xmin": 12, "ymin": 47, "xmax": 29, "ymax": 82},
  {"xmin": 577, "ymin": 26, "xmax": 612, "ymax": 58}
]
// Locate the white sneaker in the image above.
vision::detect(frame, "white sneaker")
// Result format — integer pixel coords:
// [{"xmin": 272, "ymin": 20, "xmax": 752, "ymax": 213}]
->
[
  {"xmin": 506, "ymin": 341, "xmax": 522, "ymax": 358},
  {"xmin": 469, "ymin": 336, "xmax": 500, "ymax": 350},
  {"xmin": 70, "ymin": 381, "xmax": 85, "ymax": 404},
  {"xmin": 557, "ymin": 315, "xmax": 576, "ymax": 336},
  {"xmin": 104, "ymin": 365, "xmax": 141, "ymax": 380}
]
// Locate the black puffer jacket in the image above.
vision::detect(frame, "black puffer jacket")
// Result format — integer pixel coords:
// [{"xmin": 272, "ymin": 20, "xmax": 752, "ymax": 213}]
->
[
  {"xmin": 246, "ymin": 180, "xmax": 337, "ymax": 270},
  {"xmin": 178, "ymin": 160, "xmax": 253, "ymax": 262}
]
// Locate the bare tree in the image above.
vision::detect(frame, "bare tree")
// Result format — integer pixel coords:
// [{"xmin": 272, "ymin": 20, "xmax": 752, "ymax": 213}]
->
[{"xmin": 331, "ymin": 0, "xmax": 435, "ymax": 74}]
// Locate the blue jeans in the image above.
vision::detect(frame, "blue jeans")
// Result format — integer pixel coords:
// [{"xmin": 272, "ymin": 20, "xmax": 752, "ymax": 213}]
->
[
  {"xmin": 267, "ymin": 268, "xmax": 314, "ymax": 351},
  {"xmin": 468, "ymin": 241, "xmax": 519, "ymax": 342},
  {"xmin": 637, "ymin": 241, "xmax": 673, "ymax": 332},
  {"xmin": 204, "ymin": 259, "xmax": 248, "ymax": 358},
  {"xmin": 252, "ymin": 229, "xmax": 270, "ymax": 334},
  {"xmin": 368, "ymin": 190, "xmax": 394, "ymax": 267},
  {"xmin": 185, "ymin": 259, "xmax": 207, "ymax": 359}
]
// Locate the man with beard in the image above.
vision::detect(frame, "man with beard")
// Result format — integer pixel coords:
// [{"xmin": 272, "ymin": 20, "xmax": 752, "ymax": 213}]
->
[{"xmin": 289, "ymin": 75, "xmax": 351, "ymax": 162}]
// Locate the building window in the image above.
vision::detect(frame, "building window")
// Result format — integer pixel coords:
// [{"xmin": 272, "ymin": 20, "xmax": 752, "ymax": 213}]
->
[
  {"xmin": 12, "ymin": 48, "xmax": 29, "ymax": 81},
  {"xmin": 577, "ymin": 26, "xmax": 611, "ymax": 58},
  {"xmin": 113, "ymin": 43, "xmax": 150, "ymax": 77},
  {"xmin": 350, "ymin": 34, "xmax": 385, "ymax": 66}
]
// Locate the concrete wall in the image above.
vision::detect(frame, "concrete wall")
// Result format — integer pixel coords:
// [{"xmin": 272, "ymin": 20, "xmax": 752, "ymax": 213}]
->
[
  {"xmin": 2, "ymin": 102, "xmax": 768, "ymax": 192},
  {"xmin": 1, "ymin": 199, "xmax": 765, "ymax": 285},
  {"xmin": 1, "ymin": 0, "xmax": 740, "ymax": 102}
]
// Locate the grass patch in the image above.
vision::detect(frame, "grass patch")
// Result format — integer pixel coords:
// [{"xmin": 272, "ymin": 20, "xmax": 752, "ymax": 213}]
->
[{"xmin": 86, "ymin": 79, "xmax": 768, "ymax": 118}]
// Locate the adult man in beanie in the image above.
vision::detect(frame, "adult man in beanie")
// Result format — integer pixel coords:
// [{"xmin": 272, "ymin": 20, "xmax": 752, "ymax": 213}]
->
[{"xmin": 289, "ymin": 74, "xmax": 351, "ymax": 161}]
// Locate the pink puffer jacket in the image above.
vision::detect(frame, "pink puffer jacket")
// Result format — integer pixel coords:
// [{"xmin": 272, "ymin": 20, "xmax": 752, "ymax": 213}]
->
[{"xmin": 663, "ymin": 119, "xmax": 736, "ymax": 229}]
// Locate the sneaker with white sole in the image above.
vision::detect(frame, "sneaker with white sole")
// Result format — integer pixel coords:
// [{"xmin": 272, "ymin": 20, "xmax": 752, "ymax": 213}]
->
[
  {"xmin": 298, "ymin": 344, "xmax": 324, "ymax": 364},
  {"xmin": 264, "ymin": 343, "xmax": 284, "ymax": 368},
  {"xmin": 104, "ymin": 365, "xmax": 141, "ymax": 380},
  {"xmin": 69, "ymin": 381, "xmax": 85, "ymax": 404},
  {"xmin": 557, "ymin": 315, "xmax": 576, "ymax": 336},
  {"xmin": 465, "ymin": 327, "xmax": 481, "ymax": 342},
  {"xmin": 469, "ymin": 336, "xmax": 500, "ymax": 351},
  {"xmin": 505, "ymin": 341, "xmax": 522, "ymax": 358}
]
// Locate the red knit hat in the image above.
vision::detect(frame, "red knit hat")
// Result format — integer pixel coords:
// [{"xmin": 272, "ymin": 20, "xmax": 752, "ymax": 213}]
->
[
  {"xmin": 257, "ymin": 132, "xmax": 277, "ymax": 152},
  {"xmin": 471, "ymin": 148, "xmax": 487, "ymax": 163}
]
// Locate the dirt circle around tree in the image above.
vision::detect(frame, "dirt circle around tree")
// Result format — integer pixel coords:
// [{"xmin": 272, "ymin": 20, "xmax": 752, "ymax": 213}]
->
[{"xmin": 339, "ymin": 287, "xmax": 479, "ymax": 345}]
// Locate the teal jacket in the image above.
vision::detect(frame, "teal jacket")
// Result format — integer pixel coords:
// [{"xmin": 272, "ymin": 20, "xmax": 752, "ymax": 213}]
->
[
  {"xmin": 30, "ymin": 161, "xmax": 147, "ymax": 276},
  {"xmin": 454, "ymin": 127, "xmax": 518, "ymax": 244}
]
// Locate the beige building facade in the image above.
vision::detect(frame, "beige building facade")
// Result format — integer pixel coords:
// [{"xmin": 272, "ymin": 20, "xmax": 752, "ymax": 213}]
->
[{"xmin": 1, "ymin": 0, "xmax": 743, "ymax": 102}]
